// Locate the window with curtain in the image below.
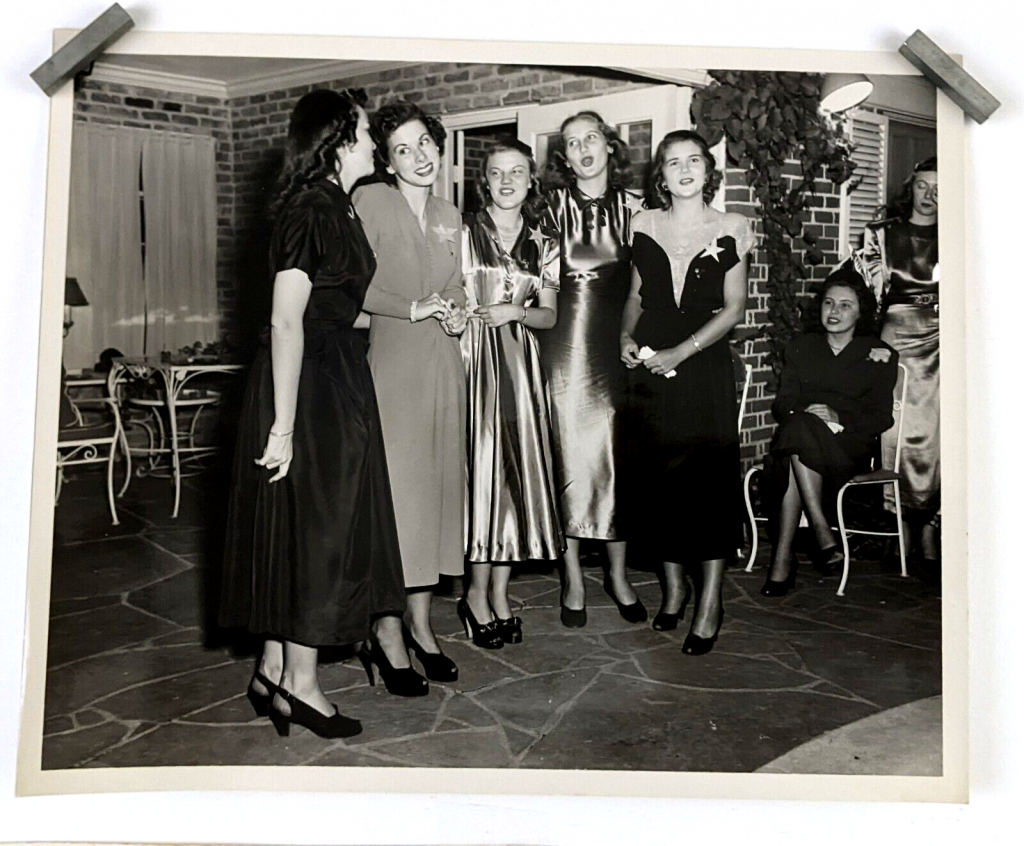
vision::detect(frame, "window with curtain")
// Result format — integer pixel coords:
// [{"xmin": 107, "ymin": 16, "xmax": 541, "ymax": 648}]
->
[{"xmin": 63, "ymin": 125, "xmax": 219, "ymax": 371}]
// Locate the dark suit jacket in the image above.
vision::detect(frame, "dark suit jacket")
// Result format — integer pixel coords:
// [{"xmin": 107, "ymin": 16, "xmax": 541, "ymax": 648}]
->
[{"xmin": 773, "ymin": 333, "xmax": 899, "ymax": 456}]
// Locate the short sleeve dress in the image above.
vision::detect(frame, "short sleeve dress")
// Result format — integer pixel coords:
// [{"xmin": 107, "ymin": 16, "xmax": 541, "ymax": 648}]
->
[
  {"xmin": 538, "ymin": 185, "xmax": 644, "ymax": 540},
  {"xmin": 460, "ymin": 211, "xmax": 565, "ymax": 563},
  {"xmin": 219, "ymin": 179, "xmax": 406, "ymax": 647},
  {"xmin": 628, "ymin": 209, "xmax": 755, "ymax": 563},
  {"xmin": 353, "ymin": 183, "xmax": 467, "ymax": 589}
]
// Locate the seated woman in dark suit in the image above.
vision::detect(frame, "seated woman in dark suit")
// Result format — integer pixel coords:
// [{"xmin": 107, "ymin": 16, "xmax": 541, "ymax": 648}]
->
[{"xmin": 761, "ymin": 265, "xmax": 899, "ymax": 596}]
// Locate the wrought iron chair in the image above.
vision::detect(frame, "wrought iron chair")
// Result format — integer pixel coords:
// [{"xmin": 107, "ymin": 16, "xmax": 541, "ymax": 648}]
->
[
  {"xmin": 742, "ymin": 362, "xmax": 909, "ymax": 596},
  {"xmin": 56, "ymin": 390, "xmax": 126, "ymax": 526}
]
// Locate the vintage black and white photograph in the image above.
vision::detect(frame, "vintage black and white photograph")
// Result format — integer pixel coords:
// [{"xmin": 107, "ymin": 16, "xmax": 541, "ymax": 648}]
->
[{"xmin": 21, "ymin": 35, "xmax": 962, "ymax": 797}]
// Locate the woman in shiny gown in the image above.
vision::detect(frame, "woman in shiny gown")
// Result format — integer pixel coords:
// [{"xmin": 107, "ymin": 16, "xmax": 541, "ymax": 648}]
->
[
  {"xmin": 621, "ymin": 130, "xmax": 753, "ymax": 655},
  {"xmin": 540, "ymin": 111, "xmax": 646, "ymax": 628},
  {"xmin": 219, "ymin": 90, "xmax": 440, "ymax": 738},
  {"xmin": 458, "ymin": 138, "xmax": 564, "ymax": 649},
  {"xmin": 353, "ymin": 101, "xmax": 466, "ymax": 687},
  {"xmin": 854, "ymin": 157, "xmax": 940, "ymax": 564}
]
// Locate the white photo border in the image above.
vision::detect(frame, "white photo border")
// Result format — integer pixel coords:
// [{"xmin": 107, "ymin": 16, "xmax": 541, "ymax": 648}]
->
[{"xmin": 17, "ymin": 30, "xmax": 968, "ymax": 803}]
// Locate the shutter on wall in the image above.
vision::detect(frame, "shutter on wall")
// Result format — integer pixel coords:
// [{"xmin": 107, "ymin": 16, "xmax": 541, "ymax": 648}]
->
[{"xmin": 846, "ymin": 112, "xmax": 887, "ymax": 251}]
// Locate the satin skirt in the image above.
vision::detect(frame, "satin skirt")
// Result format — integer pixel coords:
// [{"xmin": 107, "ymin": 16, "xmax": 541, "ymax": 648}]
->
[
  {"xmin": 462, "ymin": 320, "xmax": 565, "ymax": 563},
  {"xmin": 219, "ymin": 326, "xmax": 406, "ymax": 647},
  {"xmin": 880, "ymin": 304, "xmax": 940, "ymax": 518},
  {"xmin": 539, "ymin": 280, "xmax": 629, "ymax": 540}
]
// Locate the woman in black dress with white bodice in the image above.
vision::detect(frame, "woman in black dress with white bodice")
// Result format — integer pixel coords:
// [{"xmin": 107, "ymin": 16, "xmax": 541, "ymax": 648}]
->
[{"xmin": 620, "ymin": 130, "xmax": 753, "ymax": 655}]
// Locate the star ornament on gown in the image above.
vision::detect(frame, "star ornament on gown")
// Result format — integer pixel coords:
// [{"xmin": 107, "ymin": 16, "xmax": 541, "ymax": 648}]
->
[
  {"xmin": 432, "ymin": 223, "xmax": 458, "ymax": 243},
  {"xmin": 698, "ymin": 240, "xmax": 725, "ymax": 262},
  {"xmin": 527, "ymin": 226, "xmax": 546, "ymax": 252},
  {"xmin": 568, "ymin": 269, "xmax": 599, "ymax": 284}
]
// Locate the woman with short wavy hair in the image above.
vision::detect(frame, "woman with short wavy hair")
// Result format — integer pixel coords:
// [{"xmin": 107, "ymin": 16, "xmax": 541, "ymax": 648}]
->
[
  {"xmin": 538, "ymin": 110, "xmax": 647, "ymax": 629},
  {"xmin": 621, "ymin": 129, "xmax": 752, "ymax": 654},
  {"xmin": 353, "ymin": 100, "xmax": 468, "ymax": 687}
]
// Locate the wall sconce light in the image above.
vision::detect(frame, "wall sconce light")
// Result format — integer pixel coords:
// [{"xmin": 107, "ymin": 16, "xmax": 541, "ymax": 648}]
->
[{"xmin": 820, "ymin": 73, "xmax": 874, "ymax": 113}]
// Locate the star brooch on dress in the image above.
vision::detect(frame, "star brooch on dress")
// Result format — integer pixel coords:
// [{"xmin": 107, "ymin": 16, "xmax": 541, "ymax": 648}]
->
[
  {"xmin": 432, "ymin": 223, "xmax": 458, "ymax": 244},
  {"xmin": 697, "ymin": 240, "xmax": 725, "ymax": 261}
]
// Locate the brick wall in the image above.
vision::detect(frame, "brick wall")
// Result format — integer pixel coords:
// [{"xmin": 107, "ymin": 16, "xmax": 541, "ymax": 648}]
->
[
  {"xmin": 725, "ymin": 165, "xmax": 843, "ymax": 467},
  {"xmin": 73, "ymin": 79, "xmax": 236, "ymax": 338},
  {"xmin": 73, "ymin": 66, "xmax": 842, "ymax": 464}
]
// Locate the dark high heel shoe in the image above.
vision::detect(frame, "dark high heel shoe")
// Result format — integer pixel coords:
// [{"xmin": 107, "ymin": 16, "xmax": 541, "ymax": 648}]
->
[
  {"xmin": 402, "ymin": 624, "xmax": 458, "ymax": 682},
  {"xmin": 494, "ymin": 615, "xmax": 523, "ymax": 644},
  {"xmin": 246, "ymin": 669, "xmax": 280, "ymax": 717},
  {"xmin": 810, "ymin": 544, "xmax": 842, "ymax": 576},
  {"xmin": 681, "ymin": 607, "xmax": 725, "ymax": 656},
  {"xmin": 652, "ymin": 583, "xmax": 692, "ymax": 632},
  {"xmin": 269, "ymin": 688, "xmax": 362, "ymax": 739},
  {"xmin": 760, "ymin": 569, "xmax": 797, "ymax": 597},
  {"xmin": 358, "ymin": 636, "xmax": 429, "ymax": 697},
  {"xmin": 603, "ymin": 575, "xmax": 648, "ymax": 624},
  {"xmin": 456, "ymin": 598, "xmax": 504, "ymax": 649},
  {"xmin": 559, "ymin": 587, "xmax": 587, "ymax": 628}
]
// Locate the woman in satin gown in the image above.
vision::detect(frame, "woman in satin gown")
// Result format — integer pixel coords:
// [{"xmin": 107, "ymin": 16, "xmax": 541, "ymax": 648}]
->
[
  {"xmin": 219, "ymin": 90, "xmax": 444, "ymax": 738},
  {"xmin": 457, "ymin": 138, "xmax": 564, "ymax": 649},
  {"xmin": 539, "ymin": 111, "xmax": 647, "ymax": 628},
  {"xmin": 621, "ymin": 130, "xmax": 753, "ymax": 655},
  {"xmin": 759, "ymin": 268, "xmax": 899, "ymax": 597},
  {"xmin": 353, "ymin": 101, "xmax": 466, "ymax": 685},
  {"xmin": 854, "ymin": 157, "xmax": 939, "ymax": 564}
]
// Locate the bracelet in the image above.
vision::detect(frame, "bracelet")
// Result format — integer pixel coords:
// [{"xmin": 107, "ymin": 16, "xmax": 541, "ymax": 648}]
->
[
  {"xmin": 410, "ymin": 299, "xmax": 419, "ymax": 323},
  {"xmin": 269, "ymin": 429, "xmax": 293, "ymax": 438},
  {"xmin": 520, "ymin": 305, "xmax": 528, "ymax": 322},
  {"xmin": 690, "ymin": 334, "xmax": 702, "ymax": 352}
]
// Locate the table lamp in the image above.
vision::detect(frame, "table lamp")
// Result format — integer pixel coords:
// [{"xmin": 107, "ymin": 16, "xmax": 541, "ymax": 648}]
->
[{"xmin": 64, "ymin": 276, "xmax": 89, "ymax": 337}]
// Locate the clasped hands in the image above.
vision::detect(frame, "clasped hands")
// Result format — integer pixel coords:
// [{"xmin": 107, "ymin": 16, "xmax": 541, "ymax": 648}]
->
[
  {"xmin": 803, "ymin": 403, "xmax": 840, "ymax": 425},
  {"xmin": 619, "ymin": 334, "xmax": 687, "ymax": 377},
  {"xmin": 414, "ymin": 293, "xmax": 468, "ymax": 335}
]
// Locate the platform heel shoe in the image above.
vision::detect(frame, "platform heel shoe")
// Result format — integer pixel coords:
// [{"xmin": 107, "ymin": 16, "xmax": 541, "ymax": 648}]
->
[
  {"xmin": 358, "ymin": 635, "xmax": 429, "ymax": 697},
  {"xmin": 245, "ymin": 669, "xmax": 280, "ymax": 717},
  {"xmin": 268, "ymin": 688, "xmax": 362, "ymax": 739},
  {"xmin": 456, "ymin": 597, "xmax": 504, "ymax": 649},
  {"xmin": 402, "ymin": 624, "xmax": 458, "ymax": 682},
  {"xmin": 494, "ymin": 614, "xmax": 523, "ymax": 644}
]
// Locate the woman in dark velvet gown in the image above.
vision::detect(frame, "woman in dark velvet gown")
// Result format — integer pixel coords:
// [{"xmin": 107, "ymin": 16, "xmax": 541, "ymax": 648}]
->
[
  {"xmin": 759, "ymin": 267, "xmax": 899, "ymax": 597},
  {"xmin": 621, "ymin": 130, "xmax": 753, "ymax": 655},
  {"xmin": 220, "ymin": 90, "xmax": 447, "ymax": 737},
  {"xmin": 539, "ymin": 110, "xmax": 646, "ymax": 628},
  {"xmin": 854, "ymin": 157, "xmax": 940, "ymax": 564}
]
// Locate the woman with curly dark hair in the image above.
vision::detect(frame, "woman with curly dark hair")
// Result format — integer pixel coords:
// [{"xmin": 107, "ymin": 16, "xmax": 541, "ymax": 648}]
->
[
  {"xmin": 458, "ymin": 138, "xmax": 564, "ymax": 648},
  {"xmin": 353, "ymin": 101, "xmax": 467, "ymax": 685},
  {"xmin": 759, "ymin": 266, "xmax": 899, "ymax": 596},
  {"xmin": 621, "ymin": 129, "xmax": 753, "ymax": 654},
  {"xmin": 220, "ymin": 90, "xmax": 448, "ymax": 737},
  {"xmin": 854, "ymin": 156, "xmax": 940, "ymax": 565},
  {"xmin": 538, "ymin": 110, "xmax": 647, "ymax": 629}
]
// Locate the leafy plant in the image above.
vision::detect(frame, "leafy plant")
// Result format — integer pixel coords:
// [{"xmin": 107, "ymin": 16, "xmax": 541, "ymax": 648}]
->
[{"xmin": 692, "ymin": 71, "xmax": 857, "ymax": 380}]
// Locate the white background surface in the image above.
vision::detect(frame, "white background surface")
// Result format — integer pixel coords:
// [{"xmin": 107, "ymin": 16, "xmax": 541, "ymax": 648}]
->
[{"xmin": 1, "ymin": 1, "xmax": 1019, "ymax": 842}]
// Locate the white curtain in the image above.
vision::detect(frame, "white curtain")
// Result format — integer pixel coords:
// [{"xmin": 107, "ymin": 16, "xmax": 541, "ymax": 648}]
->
[
  {"xmin": 64, "ymin": 125, "xmax": 145, "ymax": 371},
  {"xmin": 141, "ymin": 132, "xmax": 219, "ymax": 355}
]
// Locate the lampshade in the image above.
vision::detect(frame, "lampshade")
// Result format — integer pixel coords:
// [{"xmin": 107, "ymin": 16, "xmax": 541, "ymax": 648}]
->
[
  {"xmin": 65, "ymin": 277, "xmax": 89, "ymax": 307},
  {"xmin": 819, "ymin": 73, "xmax": 874, "ymax": 113}
]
